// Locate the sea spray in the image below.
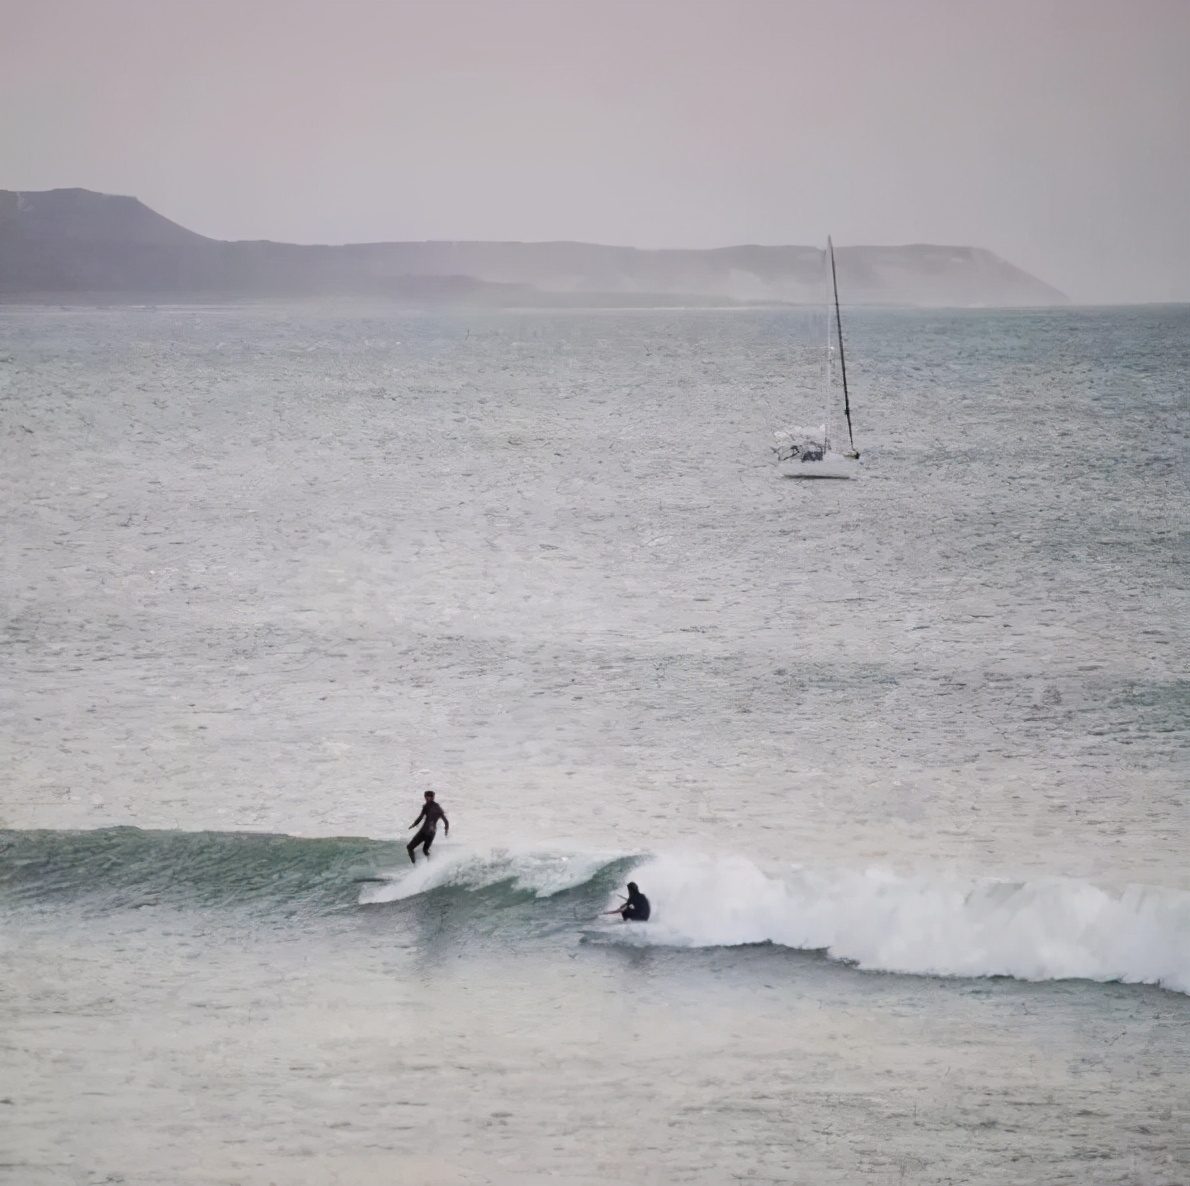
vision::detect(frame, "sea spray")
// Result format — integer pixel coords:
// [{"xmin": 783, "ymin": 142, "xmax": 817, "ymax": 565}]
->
[
  {"xmin": 597, "ymin": 852, "xmax": 1190, "ymax": 993},
  {"xmin": 358, "ymin": 845, "xmax": 631, "ymax": 904},
  {"xmin": 367, "ymin": 845, "xmax": 1190, "ymax": 993},
  {"xmin": 5, "ymin": 829, "xmax": 1188, "ymax": 994}
]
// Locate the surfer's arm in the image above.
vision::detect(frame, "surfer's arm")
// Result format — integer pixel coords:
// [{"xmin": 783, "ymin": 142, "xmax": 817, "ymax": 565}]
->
[
  {"xmin": 409, "ymin": 807, "xmax": 426, "ymax": 829},
  {"xmin": 442, "ymin": 813, "xmax": 449, "ymax": 835}
]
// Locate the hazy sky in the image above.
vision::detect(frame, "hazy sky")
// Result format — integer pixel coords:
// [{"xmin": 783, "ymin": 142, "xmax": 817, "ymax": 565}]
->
[{"xmin": 2, "ymin": 0, "xmax": 1188, "ymax": 302}]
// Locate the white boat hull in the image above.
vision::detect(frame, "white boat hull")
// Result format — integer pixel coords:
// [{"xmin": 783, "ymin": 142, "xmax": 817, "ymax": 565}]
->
[{"xmin": 780, "ymin": 451, "xmax": 859, "ymax": 480}]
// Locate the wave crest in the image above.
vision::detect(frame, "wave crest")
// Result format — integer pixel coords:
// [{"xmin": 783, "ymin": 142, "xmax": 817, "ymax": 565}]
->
[
  {"xmin": 5, "ymin": 829, "xmax": 1187, "ymax": 994},
  {"xmin": 358, "ymin": 846, "xmax": 629, "ymax": 904},
  {"xmin": 587, "ymin": 853, "xmax": 1190, "ymax": 994}
]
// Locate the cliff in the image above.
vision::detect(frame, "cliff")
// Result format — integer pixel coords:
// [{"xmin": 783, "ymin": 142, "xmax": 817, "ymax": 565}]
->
[{"xmin": 0, "ymin": 188, "xmax": 1068, "ymax": 307}]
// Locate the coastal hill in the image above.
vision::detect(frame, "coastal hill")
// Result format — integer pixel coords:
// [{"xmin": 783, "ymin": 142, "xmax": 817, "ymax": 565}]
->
[{"xmin": 0, "ymin": 188, "xmax": 1069, "ymax": 307}]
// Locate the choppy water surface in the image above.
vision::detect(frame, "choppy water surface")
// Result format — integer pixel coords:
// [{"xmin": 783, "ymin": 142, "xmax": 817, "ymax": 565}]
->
[{"xmin": 1, "ymin": 303, "xmax": 1188, "ymax": 1184}]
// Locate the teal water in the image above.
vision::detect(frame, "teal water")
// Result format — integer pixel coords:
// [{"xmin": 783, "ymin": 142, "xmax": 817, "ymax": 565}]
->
[{"xmin": 1, "ymin": 304, "xmax": 1188, "ymax": 1183}]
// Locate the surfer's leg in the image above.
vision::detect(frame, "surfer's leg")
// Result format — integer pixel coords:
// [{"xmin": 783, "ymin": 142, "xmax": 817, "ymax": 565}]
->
[{"xmin": 422, "ymin": 832, "xmax": 434, "ymax": 857}]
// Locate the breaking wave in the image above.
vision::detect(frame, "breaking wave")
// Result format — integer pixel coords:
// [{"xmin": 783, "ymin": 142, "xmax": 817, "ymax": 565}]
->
[
  {"xmin": 3, "ymin": 828, "xmax": 1188, "ymax": 994},
  {"xmin": 591, "ymin": 852, "xmax": 1190, "ymax": 995},
  {"xmin": 356, "ymin": 846, "xmax": 626, "ymax": 904}
]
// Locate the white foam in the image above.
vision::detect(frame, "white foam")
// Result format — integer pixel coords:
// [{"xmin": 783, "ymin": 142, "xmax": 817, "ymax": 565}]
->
[
  {"xmin": 359, "ymin": 843, "xmax": 1190, "ymax": 994},
  {"xmin": 611, "ymin": 853, "xmax": 1190, "ymax": 994},
  {"xmin": 358, "ymin": 844, "xmax": 624, "ymax": 905}
]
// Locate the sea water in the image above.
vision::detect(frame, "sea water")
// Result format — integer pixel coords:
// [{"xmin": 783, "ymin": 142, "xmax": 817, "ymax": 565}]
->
[{"xmin": 1, "ymin": 303, "xmax": 1187, "ymax": 1184}]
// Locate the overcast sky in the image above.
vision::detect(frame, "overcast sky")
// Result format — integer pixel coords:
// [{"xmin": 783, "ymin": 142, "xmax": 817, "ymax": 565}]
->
[{"xmin": 2, "ymin": 0, "xmax": 1187, "ymax": 303}]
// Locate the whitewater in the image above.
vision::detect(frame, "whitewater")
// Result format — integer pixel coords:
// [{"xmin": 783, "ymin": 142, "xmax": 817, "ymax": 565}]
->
[
  {"xmin": 1, "ymin": 303, "xmax": 1188, "ymax": 1184},
  {"xmin": 349, "ymin": 844, "xmax": 1190, "ymax": 994}
]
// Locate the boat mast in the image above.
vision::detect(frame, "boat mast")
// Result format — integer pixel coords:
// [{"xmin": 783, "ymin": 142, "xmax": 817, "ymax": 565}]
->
[
  {"xmin": 828, "ymin": 236, "xmax": 857, "ymax": 455},
  {"xmin": 823, "ymin": 247, "xmax": 832, "ymax": 452}
]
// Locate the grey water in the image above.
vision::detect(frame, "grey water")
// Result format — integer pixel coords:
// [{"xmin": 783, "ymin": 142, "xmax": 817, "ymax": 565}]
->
[{"xmin": 1, "ymin": 303, "xmax": 1188, "ymax": 1184}]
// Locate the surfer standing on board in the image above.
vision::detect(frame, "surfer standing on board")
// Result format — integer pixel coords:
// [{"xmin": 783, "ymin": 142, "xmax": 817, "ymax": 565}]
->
[
  {"xmin": 603, "ymin": 881, "xmax": 650, "ymax": 922},
  {"xmin": 407, "ymin": 790, "xmax": 448, "ymax": 863}
]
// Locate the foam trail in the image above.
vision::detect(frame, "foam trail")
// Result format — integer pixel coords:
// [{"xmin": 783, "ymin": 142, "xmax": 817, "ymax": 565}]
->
[
  {"xmin": 358, "ymin": 845, "xmax": 626, "ymax": 905},
  {"xmin": 599, "ymin": 853, "xmax": 1190, "ymax": 994}
]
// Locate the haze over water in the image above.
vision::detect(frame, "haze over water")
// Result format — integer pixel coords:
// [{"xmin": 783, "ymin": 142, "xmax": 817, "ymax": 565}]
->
[
  {"xmin": 4, "ymin": 1, "xmax": 1190, "ymax": 1180},
  {"xmin": 2, "ymin": 302, "xmax": 1188, "ymax": 1183},
  {"xmin": 3, "ymin": 0, "xmax": 1189, "ymax": 303}
]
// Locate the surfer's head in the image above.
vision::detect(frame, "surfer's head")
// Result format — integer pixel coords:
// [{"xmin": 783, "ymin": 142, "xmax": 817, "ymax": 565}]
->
[
  {"xmin": 424, "ymin": 790, "xmax": 435, "ymax": 800},
  {"xmin": 627, "ymin": 882, "xmax": 638, "ymax": 893}
]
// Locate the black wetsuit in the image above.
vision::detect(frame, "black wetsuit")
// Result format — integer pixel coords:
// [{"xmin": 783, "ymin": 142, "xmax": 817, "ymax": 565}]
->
[
  {"xmin": 620, "ymin": 889, "xmax": 651, "ymax": 922},
  {"xmin": 407, "ymin": 800, "xmax": 447, "ymax": 861}
]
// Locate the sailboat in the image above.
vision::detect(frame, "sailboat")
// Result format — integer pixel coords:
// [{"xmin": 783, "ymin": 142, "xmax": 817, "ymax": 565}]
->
[{"xmin": 773, "ymin": 236, "xmax": 860, "ymax": 479}]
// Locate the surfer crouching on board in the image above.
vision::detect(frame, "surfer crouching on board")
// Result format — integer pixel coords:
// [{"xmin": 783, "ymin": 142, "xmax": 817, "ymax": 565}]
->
[
  {"xmin": 604, "ymin": 881, "xmax": 650, "ymax": 922},
  {"xmin": 407, "ymin": 790, "xmax": 448, "ymax": 863}
]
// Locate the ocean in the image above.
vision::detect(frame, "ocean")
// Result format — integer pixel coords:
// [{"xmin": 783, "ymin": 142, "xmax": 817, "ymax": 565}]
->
[{"xmin": 1, "ymin": 302, "xmax": 1188, "ymax": 1184}]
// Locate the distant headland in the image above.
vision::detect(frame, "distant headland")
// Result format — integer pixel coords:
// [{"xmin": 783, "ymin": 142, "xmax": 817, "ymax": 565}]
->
[{"xmin": 0, "ymin": 188, "xmax": 1069, "ymax": 307}]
